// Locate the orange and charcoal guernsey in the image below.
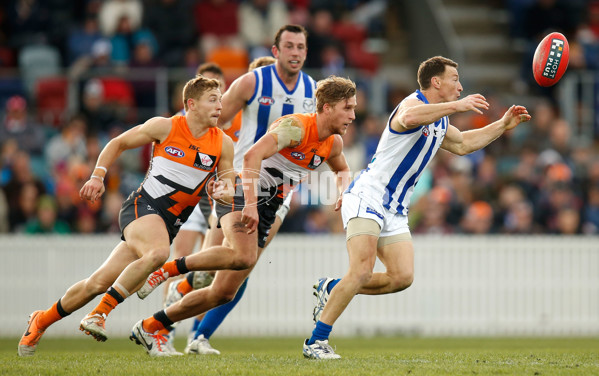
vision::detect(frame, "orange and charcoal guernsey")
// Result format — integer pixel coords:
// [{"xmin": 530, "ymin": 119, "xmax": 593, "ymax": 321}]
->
[
  {"xmin": 260, "ymin": 113, "xmax": 335, "ymax": 199},
  {"xmin": 223, "ymin": 111, "xmax": 241, "ymax": 143},
  {"xmin": 138, "ymin": 115, "xmax": 223, "ymax": 225}
]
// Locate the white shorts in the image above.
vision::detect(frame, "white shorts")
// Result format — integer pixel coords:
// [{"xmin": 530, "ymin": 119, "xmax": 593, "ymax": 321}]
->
[
  {"xmin": 180, "ymin": 204, "xmax": 209, "ymax": 234},
  {"xmin": 341, "ymin": 191, "xmax": 410, "ymax": 238}
]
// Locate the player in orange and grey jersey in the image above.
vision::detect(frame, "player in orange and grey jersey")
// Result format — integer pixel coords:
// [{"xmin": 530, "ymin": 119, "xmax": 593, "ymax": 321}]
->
[
  {"xmin": 17, "ymin": 75, "xmax": 251, "ymax": 357},
  {"xmin": 129, "ymin": 76, "xmax": 357, "ymax": 356}
]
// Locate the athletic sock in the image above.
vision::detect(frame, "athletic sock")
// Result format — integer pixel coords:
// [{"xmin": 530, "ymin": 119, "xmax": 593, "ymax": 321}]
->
[
  {"xmin": 143, "ymin": 310, "xmax": 174, "ymax": 333},
  {"xmin": 38, "ymin": 299, "xmax": 70, "ymax": 329},
  {"xmin": 327, "ymin": 279, "xmax": 341, "ymax": 293},
  {"xmin": 91, "ymin": 287, "xmax": 124, "ymax": 317},
  {"xmin": 177, "ymin": 276, "xmax": 194, "ymax": 295},
  {"xmin": 162, "ymin": 257, "xmax": 189, "ymax": 278},
  {"xmin": 191, "ymin": 317, "xmax": 202, "ymax": 333},
  {"xmin": 307, "ymin": 320, "xmax": 333, "ymax": 345},
  {"xmin": 195, "ymin": 277, "xmax": 249, "ymax": 339}
]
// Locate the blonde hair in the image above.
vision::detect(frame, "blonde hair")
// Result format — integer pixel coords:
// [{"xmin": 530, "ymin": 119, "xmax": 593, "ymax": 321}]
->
[
  {"xmin": 315, "ymin": 76, "xmax": 356, "ymax": 113},
  {"xmin": 248, "ymin": 56, "xmax": 276, "ymax": 71},
  {"xmin": 182, "ymin": 75, "xmax": 221, "ymax": 112}
]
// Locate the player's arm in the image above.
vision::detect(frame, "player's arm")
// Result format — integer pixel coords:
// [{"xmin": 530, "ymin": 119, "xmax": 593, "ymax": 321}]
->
[
  {"xmin": 217, "ymin": 72, "xmax": 256, "ymax": 126},
  {"xmin": 209, "ymin": 135, "xmax": 236, "ymax": 205},
  {"xmin": 80, "ymin": 117, "xmax": 172, "ymax": 203},
  {"xmin": 441, "ymin": 105, "xmax": 531, "ymax": 155},
  {"xmin": 241, "ymin": 117, "xmax": 305, "ymax": 233},
  {"xmin": 391, "ymin": 95, "xmax": 490, "ymax": 132},
  {"xmin": 325, "ymin": 135, "xmax": 351, "ymax": 211}
]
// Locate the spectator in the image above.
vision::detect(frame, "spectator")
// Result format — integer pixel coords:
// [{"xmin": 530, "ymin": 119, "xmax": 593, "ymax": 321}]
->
[
  {"xmin": 98, "ymin": 0, "xmax": 142, "ymax": 37},
  {"xmin": 143, "ymin": 0, "xmax": 196, "ymax": 67},
  {"xmin": 67, "ymin": 15, "xmax": 102, "ymax": 65},
  {"xmin": 24, "ymin": 194, "xmax": 70, "ymax": 234},
  {"xmin": 459, "ymin": 201, "xmax": 495, "ymax": 234},
  {"xmin": 45, "ymin": 114, "xmax": 88, "ymax": 174},
  {"xmin": 239, "ymin": 0, "xmax": 290, "ymax": 59},
  {"xmin": 0, "ymin": 95, "xmax": 47, "ymax": 157},
  {"xmin": 193, "ymin": 0, "xmax": 242, "ymax": 57},
  {"xmin": 80, "ymin": 79, "xmax": 119, "ymax": 136}
]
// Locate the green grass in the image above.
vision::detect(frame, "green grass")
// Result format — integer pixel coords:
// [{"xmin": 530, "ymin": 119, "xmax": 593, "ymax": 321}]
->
[{"xmin": 3, "ymin": 337, "xmax": 599, "ymax": 376}]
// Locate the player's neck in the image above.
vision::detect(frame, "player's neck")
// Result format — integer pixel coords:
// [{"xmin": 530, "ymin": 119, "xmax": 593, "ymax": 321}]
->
[
  {"xmin": 421, "ymin": 89, "xmax": 442, "ymax": 104},
  {"xmin": 316, "ymin": 114, "xmax": 334, "ymax": 141},
  {"xmin": 185, "ymin": 114, "xmax": 211, "ymax": 138},
  {"xmin": 274, "ymin": 64, "xmax": 300, "ymax": 90}
]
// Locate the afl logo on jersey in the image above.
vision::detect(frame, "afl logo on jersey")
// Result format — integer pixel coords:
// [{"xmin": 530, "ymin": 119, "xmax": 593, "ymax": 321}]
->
[
  {"xmin": 291, "ymin": 151, "xmax": 305, "ymax": 160},
  {"xmin": 165, "ymin": 146, "xmax": 185, "ymax": 157},
  {"xmin": 422, "ymin": 127, "xmax": 430, "ymax": 137},
  {"xmin": 258, "ymin": 96, "xmax": 275, "ymax": 106}
]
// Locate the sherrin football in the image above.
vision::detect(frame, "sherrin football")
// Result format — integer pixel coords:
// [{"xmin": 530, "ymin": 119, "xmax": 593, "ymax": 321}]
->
[{"xmin": 532, "ymin": 32, "xmax": 569, "ymax": 87}]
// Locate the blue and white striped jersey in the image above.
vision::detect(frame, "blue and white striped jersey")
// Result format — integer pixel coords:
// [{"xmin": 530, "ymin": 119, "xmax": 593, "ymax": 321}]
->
[
  {"xmin": 233, "ymin": 64, "xmax": 317, "ymax": 171},
  {"xmin": 348, "ymin": 90, "xmax": 448, "ymax": 215}
]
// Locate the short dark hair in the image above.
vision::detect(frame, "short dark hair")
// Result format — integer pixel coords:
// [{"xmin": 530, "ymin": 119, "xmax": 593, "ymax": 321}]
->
[
  {"xmin": 196, "ymin": 62, "xmax": 224, "ymax": 77},
  {"xmin": 417, "ymin": 56, "xmax": 458, "ymax": 90},
  {"xmin": 273, "ymin": 24, "xmax": 308, "ymax": 49}
]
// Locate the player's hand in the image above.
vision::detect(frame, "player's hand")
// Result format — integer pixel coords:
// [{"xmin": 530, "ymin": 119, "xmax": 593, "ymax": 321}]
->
[
  {"xmin": 79, "ymin": 177, "xmax": 105, "ymax": 203},
  {"xmin": 456, "ymin": 94, "xmax": 489, "ymax": 114},
  {"xmin": 208, "ymin": 179, "xmax": 230, "ymax": 202},
  {"xmin": 241, "ymin": 205, "xmax": 259, "ymax": 234},
  {"xmin": 502, "ymin": 105, "xmax": 532, "ymax": 131},
  {"xmin": 334, "ymin": 194, "xmax": 343, "ymax": 211}
]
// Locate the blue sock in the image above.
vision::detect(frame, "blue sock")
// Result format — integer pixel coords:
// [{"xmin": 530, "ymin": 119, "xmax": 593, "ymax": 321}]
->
[
  {"xmin": 308, "ymin": 321, "xmax": 332, "ymax": 345},
  {"xmin": 327, "ymin": 279, "xmax": 341, "ymax": 293},
  {"xmin": 191, "ymin": 317, "xmax": 201, "ymax": 333},
  {"xmin": 195, "ymin": 277, "xmax": 249, "ymax": 339}
]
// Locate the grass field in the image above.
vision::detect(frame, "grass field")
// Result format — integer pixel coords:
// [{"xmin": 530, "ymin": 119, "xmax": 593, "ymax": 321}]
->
[{"xmin": 3, "ymin": 337, "xmax": 598, "ymax": 375}]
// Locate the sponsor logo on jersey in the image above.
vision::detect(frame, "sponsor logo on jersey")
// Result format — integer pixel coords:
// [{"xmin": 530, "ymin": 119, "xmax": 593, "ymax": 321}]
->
[
  {"xmin": 258, "ymin": 96, "xmax": 275, "ymax": 106},
  {"xmin": 366, "ymin": 207, "xmax": 384, "ymax": 220},
  {"xmin": 308, "ymin": 154, "xmax": 324, "ymax": 169},
  {"xmin": 194, "ymin": 152, "xmax": 217, "ymax": 170},
  {"xmin": 422, "ymin": 127, "xmax": 430, "ymax": 137},
  {"xmin": 303, "ymin": 99, "xmax": 315, "ymax": 112},
  {"xmin": 174, "ymin": 218, "xmax": 183, "ymax": 227},
  {"xmin": 284, "ymin": 97, "xmax": 294, "ymax": 104},
  {"xmin": 165, "ymin": 146, "xmax": 185, "ymax": 157},
  {"xmin": 291, "ymin": 151, "xmax": 305, "ymax": 160}
]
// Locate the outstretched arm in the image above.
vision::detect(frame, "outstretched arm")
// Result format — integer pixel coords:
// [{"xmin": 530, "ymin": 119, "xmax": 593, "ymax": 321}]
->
[
  {"xmin": 441, "ymin": 105, "xmax": 532, "ymax": 156},
  {"xmin": 391, "ymin": 94, "xmax": 490, "ymax": 132},
  {"xmin": 217, "ymin": 72, "xmax": 256, "ymax": 126}
]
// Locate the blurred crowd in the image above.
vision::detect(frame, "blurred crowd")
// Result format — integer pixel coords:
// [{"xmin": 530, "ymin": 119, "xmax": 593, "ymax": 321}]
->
[{"xmin": 0, "ymin": 0, "xmax": 598, "ymax": 236}]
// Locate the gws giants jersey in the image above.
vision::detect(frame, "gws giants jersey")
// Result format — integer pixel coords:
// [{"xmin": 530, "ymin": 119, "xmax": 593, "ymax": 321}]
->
[
  {"xmin": 234, "ymin": 64, "xmax": 317, "ymax": 171},
  {"xmin": 140, "ymin": 115, "xmax": 223, "ymax": 226},
  {"xmin": 260, "ymin": 113, "xmax": 335, "ymax": 199},
  {"xmin": 348, "ymin": 90, "xmax": 448, "ymax": 215}
]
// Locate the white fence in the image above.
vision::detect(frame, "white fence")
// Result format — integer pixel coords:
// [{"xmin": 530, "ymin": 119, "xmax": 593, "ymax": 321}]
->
[{"xmin": 1, "ymin": 235, "xmax": 598, "ymax": 338}]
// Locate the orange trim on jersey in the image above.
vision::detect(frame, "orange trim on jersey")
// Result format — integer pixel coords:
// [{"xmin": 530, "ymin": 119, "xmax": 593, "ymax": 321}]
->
[
  {"xmin": 134, "ymin": 196, "xmax": 139, "ymax": 219},
  {"xmin": 224, "ymin": 111, "xmax": 241, "ymax": 142}
]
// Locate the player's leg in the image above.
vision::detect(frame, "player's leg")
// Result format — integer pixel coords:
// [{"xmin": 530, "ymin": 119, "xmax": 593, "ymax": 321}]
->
[
  {"xmin": 81, "ymin": 213, "xmax": 171, "ymax": 341},
  {"xmin": 18, "ymin": 240, "xmax": 139, "ymax": 356},
  {"xmin": 357, "ymin": 237, "xmax": 414, "ymax": 295}
]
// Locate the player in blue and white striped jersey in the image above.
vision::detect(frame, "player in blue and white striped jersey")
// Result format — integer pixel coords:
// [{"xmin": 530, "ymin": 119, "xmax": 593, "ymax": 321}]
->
[{"xmin": 303, "ymin": 56, "xmax": 532, "ymax": 359}]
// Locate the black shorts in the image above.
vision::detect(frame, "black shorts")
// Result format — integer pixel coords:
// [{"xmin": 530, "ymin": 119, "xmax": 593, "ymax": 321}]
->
[
  {"xmin": 119, "ymin": 191, "xmax": 180, "ymax": 243},
  {"xmin": 215, "ymin": 177, "xmax": 283, "ymax": 248}
]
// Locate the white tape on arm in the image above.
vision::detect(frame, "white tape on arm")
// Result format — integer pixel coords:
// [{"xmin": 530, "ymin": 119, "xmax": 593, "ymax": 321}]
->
[{"xmin": 270, "ymin": 117, "xmax": 303, "ymax": 151}]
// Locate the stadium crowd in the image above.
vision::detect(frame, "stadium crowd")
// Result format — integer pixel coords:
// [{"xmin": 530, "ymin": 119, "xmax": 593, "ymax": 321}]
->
[{"xmin": 0, "ymin": 0, "xmax": 598, "ymax": 236}]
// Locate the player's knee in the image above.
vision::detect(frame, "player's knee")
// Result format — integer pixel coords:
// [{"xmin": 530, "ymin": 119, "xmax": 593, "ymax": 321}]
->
[
  {"xmin": 390, "ymin": 270, "xmax": 414, "ymax": 292},
  {"xmin": 230, "ymin": 252, "xmax": 257, "ymax": 270},
  {"xmin": 349, "ymin": 268, "xmax": 373, "ymax": 287},
  {"xmin": 144, "ymin": 247, "xmax": 170, "ymax": 270}
]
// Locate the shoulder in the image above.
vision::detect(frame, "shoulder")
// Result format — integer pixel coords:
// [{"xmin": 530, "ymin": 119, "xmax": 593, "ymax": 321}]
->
[{"xmin": 226, "ymin": 71, "xmax": 258, "ymax": 100}]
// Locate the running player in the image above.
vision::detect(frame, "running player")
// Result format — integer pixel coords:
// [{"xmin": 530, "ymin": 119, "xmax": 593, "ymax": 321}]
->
[
  {"xmin": 302, "ymin": 56, "xmax": 532, "ymax": 359},
  {"xmin": 138, "ymin": 25, "xmax": 317, "ymax": 355},
  {"xmin": 17, "ymin": 75, "xmax": 246, "ymax": 356},
  {"xmin": 130, "ymin": 75, "xmax": 356, "ymax": 357},
  {"xmin": 163, "ymin": 57, "xmax": 276, "ymax": 355}
]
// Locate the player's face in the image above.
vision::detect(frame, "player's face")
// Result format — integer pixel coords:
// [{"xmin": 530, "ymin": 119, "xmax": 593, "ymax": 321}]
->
[
  {"xmin": 438, "ymin": 66, "xmax": 463, "ymax": 101},
  {"xmin": 191, "ymin": 88, "xmax": 222, "ymax": 127},
  {"xmin": 328, "ymin": 96, "xmax": 357, "ymax": 136},
  {"xmin": 273, "ymin": 31, "xmax": 307, "ymax": 75}
]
